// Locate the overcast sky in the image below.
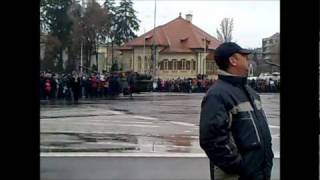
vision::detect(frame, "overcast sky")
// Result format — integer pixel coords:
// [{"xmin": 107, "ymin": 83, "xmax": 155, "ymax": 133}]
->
[{"xmin": 129, "ymin": 0, "xmax": 280, "ymax": 49}]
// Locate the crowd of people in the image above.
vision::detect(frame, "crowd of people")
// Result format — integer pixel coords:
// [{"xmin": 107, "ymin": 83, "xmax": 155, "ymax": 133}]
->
[
  {"xmin": 154, "ymin": 77, "xmax": 280, "ymax": 93},
  {"xmin": 155, "ymin": 78, "xmax": 215, "ymax": 93},
  {"xmin": 248, "ymin": 78, "xmax": 280, "ymax": 93},
  {"xmin": 40, "ymin": 70, "xmax": 280, "ymax": 102},
  {"xmin": 40, "ymin": 70, "xmax": 136, "ymax": 102}
]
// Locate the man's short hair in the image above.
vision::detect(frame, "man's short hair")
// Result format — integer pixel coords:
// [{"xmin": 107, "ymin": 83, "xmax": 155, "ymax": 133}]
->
[{"xmin": 214, "ymin": 42, "xmax": 251, "ymax": 70}]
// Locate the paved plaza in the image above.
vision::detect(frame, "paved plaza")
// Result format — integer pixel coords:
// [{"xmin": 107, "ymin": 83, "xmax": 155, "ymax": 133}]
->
[{"xmin": 40, "ymin": 92, "xmax": 280, "ymax": 157}]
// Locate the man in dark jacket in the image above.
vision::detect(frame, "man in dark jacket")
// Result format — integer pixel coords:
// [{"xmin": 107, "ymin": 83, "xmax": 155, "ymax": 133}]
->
[{"xmin": 199, "ymin": 42, "xmax": 273, "ymax": 180}]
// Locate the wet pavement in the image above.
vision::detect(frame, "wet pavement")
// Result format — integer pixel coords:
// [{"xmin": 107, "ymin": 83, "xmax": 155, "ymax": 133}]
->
[{"xmin": 40, "ymin": 92, "xmax": 279, "ymax": 156}]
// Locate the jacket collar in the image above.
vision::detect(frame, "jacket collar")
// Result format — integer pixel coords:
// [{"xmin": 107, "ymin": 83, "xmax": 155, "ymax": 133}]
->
[{"xmin": 217, "ymin": 69, "xmax": 248, "ymax": 86}]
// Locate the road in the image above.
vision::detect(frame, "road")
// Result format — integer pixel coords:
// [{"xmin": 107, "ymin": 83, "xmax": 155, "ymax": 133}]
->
[{"xmin": 40, "ymin": 92, "xmax": 280, "ymax": 157}]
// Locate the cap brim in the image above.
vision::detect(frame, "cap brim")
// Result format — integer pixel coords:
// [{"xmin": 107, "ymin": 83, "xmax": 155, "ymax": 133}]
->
[{"xmin": 238, "ymin": 49, "xmax": 252, "ymax": 54}]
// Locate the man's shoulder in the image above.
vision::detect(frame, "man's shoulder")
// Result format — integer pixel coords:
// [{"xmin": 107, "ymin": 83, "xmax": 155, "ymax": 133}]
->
[{"xmin": 207, "ymin": 80, "xmax": 234, "ymax": 93}]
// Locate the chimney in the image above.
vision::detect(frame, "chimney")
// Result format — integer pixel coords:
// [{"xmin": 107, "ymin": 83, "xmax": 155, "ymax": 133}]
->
[{"xmin": 185, "ymin": 13, "xmax": 192, "ymax": 23}]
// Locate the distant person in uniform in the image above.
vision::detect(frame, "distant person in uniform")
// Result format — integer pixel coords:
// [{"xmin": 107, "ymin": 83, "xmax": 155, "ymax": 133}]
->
[
  {"xmin": 199, "ymin": 42, "xmax": 274, "ymax": 180},
  {"xmin": 71, "ymin": 71, "xmax": 81, "ymax": 103}
]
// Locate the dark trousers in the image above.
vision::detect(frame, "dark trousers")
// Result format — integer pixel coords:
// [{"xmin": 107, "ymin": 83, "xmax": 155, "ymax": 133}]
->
[{"xmin": 72, "ymin": 88, "xmax": 80, "ymax": 103}]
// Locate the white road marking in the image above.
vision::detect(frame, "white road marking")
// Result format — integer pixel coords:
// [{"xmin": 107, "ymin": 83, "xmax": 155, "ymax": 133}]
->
[
  {"xmin": 106, "ymin": 110, "xmax": 125, "ymax": 115},
  {"xmin": 131, "ymin": 115, "xmax": 158, "ymax": 120},
  {"xmin": 116, "ymin": 124, "xmax": 160, "ymax": 128},
  {"xmin": 170, "ymin": 121, "xmax": 196, "ymax": 127}
]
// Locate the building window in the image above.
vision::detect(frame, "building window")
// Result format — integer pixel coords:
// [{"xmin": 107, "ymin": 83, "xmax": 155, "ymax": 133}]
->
[
  {"xmin": 172, "ymin": 59, "xmax": 177, "ymax": 70},
  {"xmin": 162, "ymin": 59, "xmax": 168, "ymax": 70},
  {"xmin": 192, "ymin": 60, "xmax": 196, "ymax": 71},
  {"xmin": 144, "ymin": 56, "xmax": 148, "ymax": 72},
  {"xmin": 148, "ymin": 57, "xmax": 152, "ymax": 72},
  {"xmin": 159, "ymin": 61, "xmax": 164, "ymax": 70},
  {"xmin": 177, "ymin": 60, "xmax": 182, "ymax": 70},
  {"xmin": 168, "ymin": 60, "xmax": 173, "ymax": 70},
  {"xmin": 206, "ymin": 61, "xmax": 214, "ymax": 72},
  {"xmin": 181, "ymin": 59, "xmax": 186, "ymax": 70},
  {"xmin": 186, "ymin": 61, "xmax": 190, "ymax": 70},
  {"xmin": 138, "ymin": 56, "xmax": 142, "ymax": 72}
]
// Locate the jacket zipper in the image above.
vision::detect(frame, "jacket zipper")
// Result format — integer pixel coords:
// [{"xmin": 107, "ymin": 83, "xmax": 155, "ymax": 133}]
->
[
  {"xmin": 249, "ymin": 111, "xmax": 261, "ymax": 143},
  {"xmin": 243, "ymin": 85, "xmax": 261, "ymax": 143},
  {"xmin": 227, "ymin": 112, "xmax": 237, "ymax": 154}
]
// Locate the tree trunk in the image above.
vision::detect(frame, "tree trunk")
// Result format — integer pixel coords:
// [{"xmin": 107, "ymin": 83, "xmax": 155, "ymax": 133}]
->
[
  {"xmin": 85, "ymin": 46, "xmax": 89, "ymax": 71},
  {"xmin": 111, "ymin": 40, "xmax": 114, "ymax": 64},
  {"xmin": 58, "ymin": 48, "xmax": 64, "ymax": 73},
  {"xmin": 95, "ymin": 42, "xmax": 98, "ymax": 72}
]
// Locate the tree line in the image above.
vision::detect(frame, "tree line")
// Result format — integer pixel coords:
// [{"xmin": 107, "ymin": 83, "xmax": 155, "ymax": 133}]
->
[{"xmin": 40, "ymin": 0, "xmax": 140, "ymax": 73}]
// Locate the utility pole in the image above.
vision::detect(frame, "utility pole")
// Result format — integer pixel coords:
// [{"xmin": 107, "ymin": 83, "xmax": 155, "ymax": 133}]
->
[
  {"xmin": 152, "ymin": 0, "xmax": 157, "ymax": 89},
  {"xmin": 143, "ymin": 28, "xmax": 146, "ymax": 73},
  {"xmin": 80, "ymin": 0, "xmax": 84, "ymax": 74},
  {"xmin": 80, "ymin": 41, "xmax": 83, "ymax": 74},
  {"xmin": 203, "ymin": 35, "xmax": 206, "ymax": 76},
  {"xmin": 201, "ymin": 28, "xmax": 207, "ymax": 77}
]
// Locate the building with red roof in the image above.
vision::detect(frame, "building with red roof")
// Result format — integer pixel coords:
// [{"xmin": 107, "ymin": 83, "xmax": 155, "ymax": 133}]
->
[{"xmin": 118, "ymin": 13, "xmax": 222, "ymax": 79}]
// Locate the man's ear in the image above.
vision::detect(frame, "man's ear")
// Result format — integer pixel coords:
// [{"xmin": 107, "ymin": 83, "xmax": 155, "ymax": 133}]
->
[{"xmin": 229, "ymin": 56, "xmax": 237, "ymax": 67}]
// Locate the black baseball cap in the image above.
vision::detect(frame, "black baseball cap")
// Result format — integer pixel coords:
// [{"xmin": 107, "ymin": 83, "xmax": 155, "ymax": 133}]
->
[{"xmin": 215, "ymin": 42, "xmax": 251, "ymax": 62}]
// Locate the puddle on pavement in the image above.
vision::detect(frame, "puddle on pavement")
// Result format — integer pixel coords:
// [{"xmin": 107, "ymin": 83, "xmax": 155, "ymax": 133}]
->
[
  {"xmin": 41, "ymin": 132, "xmax": 201, "ymax": 153},
  {"xmin": 41, "ymin": 132, "xmax": 139, "ymax": 152}
]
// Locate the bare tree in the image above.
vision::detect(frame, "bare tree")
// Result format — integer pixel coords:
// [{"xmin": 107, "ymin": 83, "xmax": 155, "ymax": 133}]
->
[
  {"xmin": 80, "ymin": 0, "xmax": 111, "ymax": 69},
  {"xmin": 216, "ymin": 18, "xmax": 234, "ymax": 42},
  {"xmin": 41, "ymin": 35, "xmax": 62, "ymax": 71}
]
